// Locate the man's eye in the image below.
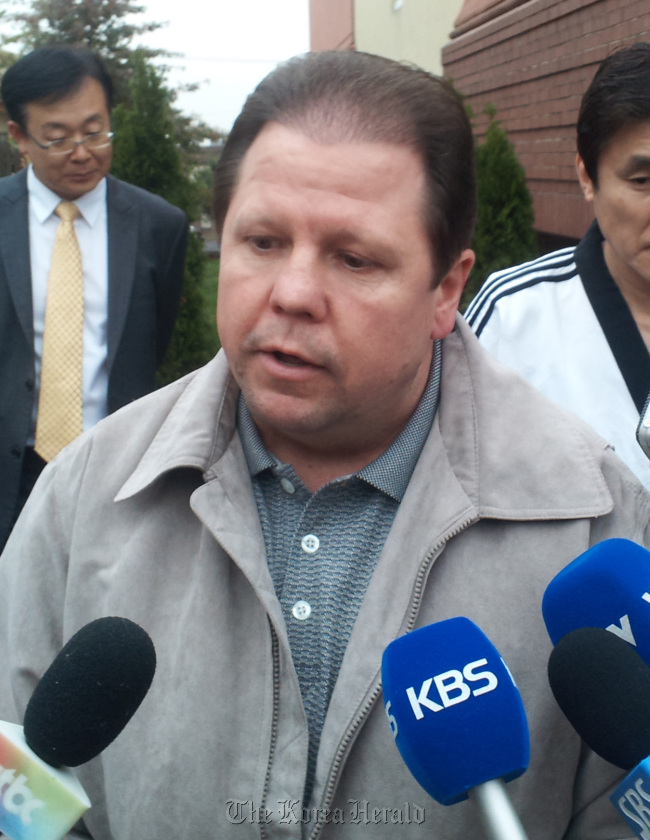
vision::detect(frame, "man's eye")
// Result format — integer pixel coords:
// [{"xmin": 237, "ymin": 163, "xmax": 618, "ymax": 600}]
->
[
  {"xmin": 47, "ymin": 138, "xmax": 67, "ymax": 147},
  {"xmin": 341, "ymin": 253, "xmax": 373, "ymax": 270},
  {"xmin": 249, "ymin": 236, "xmax": 277, "ymax": 251},
  {"xmin": 631, "ymin": 176, "xmax": 650, "ymax": 186}
]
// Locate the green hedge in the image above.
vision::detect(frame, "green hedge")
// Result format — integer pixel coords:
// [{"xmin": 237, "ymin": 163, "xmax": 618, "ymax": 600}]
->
[{"xmin": 463, "ymin": 106, "xmax": 538, "ymax": 310}]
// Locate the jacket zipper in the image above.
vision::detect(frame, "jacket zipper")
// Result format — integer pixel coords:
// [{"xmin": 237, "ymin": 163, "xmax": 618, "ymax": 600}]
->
[
  {"xmin": 260, "ymin": 624, "xmax": 280, "ymax": 840},
  {"xmin": 308, "ymin": 513, "xmax": 478, "ymax": 840}
]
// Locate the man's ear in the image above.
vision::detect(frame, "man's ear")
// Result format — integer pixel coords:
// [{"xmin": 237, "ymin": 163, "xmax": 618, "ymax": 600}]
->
[
  {"xmin": 576, "ymin": 153, "xmax": 596, "ymax": 203},
  {"xmin": 430, "ymin": 248, "xmax": 476, "ymax": 340},
  {"xmin": 8, "ymin": 121, "xmax": 29, "ymax": 156}
]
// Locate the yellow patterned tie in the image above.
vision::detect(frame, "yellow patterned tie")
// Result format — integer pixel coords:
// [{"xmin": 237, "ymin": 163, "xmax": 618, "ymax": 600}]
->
[{"xmin": 34, "ymin": 201, "xmax": 84, "ymax": 462}]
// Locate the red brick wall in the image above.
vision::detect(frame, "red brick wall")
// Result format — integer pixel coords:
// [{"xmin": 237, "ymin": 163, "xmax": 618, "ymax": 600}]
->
[{"xmin": 443, "ymin": 0, "xmax": 650, "ymax": 240}]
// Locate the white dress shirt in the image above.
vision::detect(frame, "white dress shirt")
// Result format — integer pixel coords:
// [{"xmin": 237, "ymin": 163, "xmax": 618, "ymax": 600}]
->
[{"xmin": 27, "ymin": 165, "xmax": 109, "ymax": 440}]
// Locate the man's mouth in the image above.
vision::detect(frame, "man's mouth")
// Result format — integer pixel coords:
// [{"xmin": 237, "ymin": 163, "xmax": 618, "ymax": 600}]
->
[{"xmin": 273, "ymin": 351, "xmax": 310, "ymax": 366}]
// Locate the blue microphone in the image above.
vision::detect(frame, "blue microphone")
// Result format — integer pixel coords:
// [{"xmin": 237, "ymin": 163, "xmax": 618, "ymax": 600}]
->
[
  {"xmin": 542, "ymin": 539, "xmax": 650, "ymax": 657},
  {"xmin": 382, "ymin": 617, "xmax": 530, "ymax": 840}
]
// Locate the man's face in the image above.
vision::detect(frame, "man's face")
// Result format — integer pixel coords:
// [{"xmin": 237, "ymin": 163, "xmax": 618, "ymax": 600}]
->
[
  {"xmin": 577, "ymin": 121, "xmax": 650, "ymax": 289},
  {"xmin": 9, "ymin": 76, "xmax": 112, "ymax": 200},
  {"xmin": 217, "ymin": 122, "xmax": 473, "ymax": 465}
]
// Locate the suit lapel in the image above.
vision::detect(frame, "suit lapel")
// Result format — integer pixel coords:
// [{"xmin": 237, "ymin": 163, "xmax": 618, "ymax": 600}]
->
[
  {"xmin": 0, "ymin": 170, "xmax": 34, "ymax": 345},
  {"xmin": 106, "ymin": 176, "xmax": 138, "ymax": 371}
]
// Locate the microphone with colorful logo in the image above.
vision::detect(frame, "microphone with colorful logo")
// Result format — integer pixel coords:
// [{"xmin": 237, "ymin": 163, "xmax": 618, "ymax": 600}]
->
[
  {"xmin": 381, "ymin": 616, "xmax": 530, "ymax": 840},
  {"xmin": 0, "ymin": 616, "xmax": 156, "ymax": 840}
]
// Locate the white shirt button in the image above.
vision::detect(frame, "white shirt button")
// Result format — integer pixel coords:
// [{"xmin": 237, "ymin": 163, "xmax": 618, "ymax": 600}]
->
[
  {"xmin": 292, "ymin": 600, "xmax": 312, "ymax": 620},
  {"xmin": 280, "ymin": 478, "xmax": 295, "ymax": 494},
  {"xmin": 301, "ymin": 534, "xmax": 320, "ymax": 554}
]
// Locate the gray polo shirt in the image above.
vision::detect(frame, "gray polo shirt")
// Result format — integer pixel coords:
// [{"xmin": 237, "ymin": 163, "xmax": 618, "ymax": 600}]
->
[{"xmin": 238, "ymin": 342, "xmax": 442, "ymax": 798}]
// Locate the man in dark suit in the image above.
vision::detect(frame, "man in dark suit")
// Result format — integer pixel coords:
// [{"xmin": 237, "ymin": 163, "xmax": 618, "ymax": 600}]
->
[{"xmin": 0, "ymin": 46, "xmax": 189, "ymax": 549}]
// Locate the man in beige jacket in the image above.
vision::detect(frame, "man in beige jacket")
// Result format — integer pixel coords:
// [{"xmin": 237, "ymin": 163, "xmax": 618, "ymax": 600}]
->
[{"xmin": 0, "ymin": 50, "xmax": 645, "ymax": 839}]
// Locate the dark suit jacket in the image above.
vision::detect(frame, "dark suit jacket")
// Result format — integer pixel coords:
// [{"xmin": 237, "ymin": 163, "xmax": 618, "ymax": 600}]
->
[{"xmin": 0, "ymin": 168, "xmax": 189, "ymax": 547}]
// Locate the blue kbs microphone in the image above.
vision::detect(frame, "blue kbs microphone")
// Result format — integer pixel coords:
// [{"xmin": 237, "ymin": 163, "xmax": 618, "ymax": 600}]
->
[
  {"xmin": 547, "ymin": 625, "xmax": 650, "ymax": 839},
  {"xmin": 542, "ymin": 538, "xmax": 650, "ymax": 658},
  {"xmin": 382, "ymin": 617, "xmax": 530, "ymax": 840}
]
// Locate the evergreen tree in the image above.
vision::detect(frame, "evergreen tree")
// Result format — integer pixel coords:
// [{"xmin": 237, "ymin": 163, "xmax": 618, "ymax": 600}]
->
[
  {"xmin": 2, "ymin": 0, "xmax": 166, "ymax": 101},
  {"xmin": 111, "ymin": 53, "xmax": 196, "ymax": 212},
  {"xmin": 111, "ymin": 52, "xmax": 219, "ymax": 384},
  {"xmin": 463, "ymin": 105, "xmax": 538, "ymax": 309},
  {"xmin": 0, "ymin": 134, "xmax": 22, "ymax": 177}
]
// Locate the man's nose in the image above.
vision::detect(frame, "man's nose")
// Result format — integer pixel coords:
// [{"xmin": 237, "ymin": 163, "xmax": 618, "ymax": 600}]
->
[
  {"xmin": 269, "ymin": 250, "xmax": 327, "ymax": 321},
  {"xmin": 69, "ymin": 139, "xmax": 92, "ymax": 161}
]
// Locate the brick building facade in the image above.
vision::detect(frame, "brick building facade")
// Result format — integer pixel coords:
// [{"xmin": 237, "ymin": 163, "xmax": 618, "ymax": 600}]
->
[{"xmin": 443, "ymin": 0, "xmax": 650, "ymax": 242}]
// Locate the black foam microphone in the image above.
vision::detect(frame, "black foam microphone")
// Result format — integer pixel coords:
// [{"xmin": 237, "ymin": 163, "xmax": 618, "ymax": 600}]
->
[
  {"xmin": 548, "ymin": 626, "xmax": 650, "ymax": 770},
  {"xmin": 24, "ymin": 615, "xmax": 156, "ymax": 767},
  {"xmin": 0, "ymin": 616, "xmax": 156, "ymax": 840},
  {"xmin": 547, "ymin": 626, "xmax": 650, "ymax": 837}
]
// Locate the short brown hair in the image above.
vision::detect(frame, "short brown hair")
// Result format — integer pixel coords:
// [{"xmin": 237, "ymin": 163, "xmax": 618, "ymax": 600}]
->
[{"xmin": 213, "ymin": 51, "xmax": 476, "ymax": 284}]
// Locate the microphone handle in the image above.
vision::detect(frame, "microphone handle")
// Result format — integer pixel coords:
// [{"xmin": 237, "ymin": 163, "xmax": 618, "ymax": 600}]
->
[{"xmin": 468, "ymin": 779, "xmax": 529, "ymax": 840}]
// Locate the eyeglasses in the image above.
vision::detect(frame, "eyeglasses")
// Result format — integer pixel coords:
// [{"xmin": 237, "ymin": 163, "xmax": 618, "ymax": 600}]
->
[{"xmin": 26, "ymin": 131, "xmax": 115, "ymax": 156}]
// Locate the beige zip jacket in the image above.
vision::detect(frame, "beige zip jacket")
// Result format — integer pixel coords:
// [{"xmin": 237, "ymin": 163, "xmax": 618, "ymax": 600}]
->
[{"xmin": 0, "ymin": 316, "xmax": 646, "ymax": 839}]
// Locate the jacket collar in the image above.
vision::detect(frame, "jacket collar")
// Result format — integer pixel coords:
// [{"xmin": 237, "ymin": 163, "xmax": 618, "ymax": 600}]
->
[
  {"xmin": 105, "ymin": 176, "xmax": 138, "ymax": 368},
  {"xmin": 116, "ymin": 316, "xmax": 613, "ymax": 521},
  {"xmin": 441, "ymin": 315, "xmax": 613, "ymax": 520},
  {"xmin": 115, "ymin": 352, "xmax": 238, "ymax": 501}
]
